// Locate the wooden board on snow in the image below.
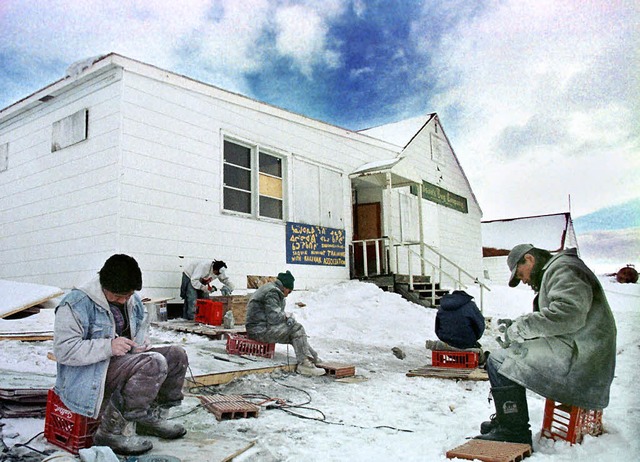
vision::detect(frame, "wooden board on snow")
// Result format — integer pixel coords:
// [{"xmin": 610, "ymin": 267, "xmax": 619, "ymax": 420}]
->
[
  {"xmin": 186, "ymin": 364, "xmax": 297, "ymax": 388},
  {"xmin": 153, "ymin": 319, "xmax": 246, "ymax": 339},
  {"xmin": 145, "ymin": 432, "xmax": 256, "ymax": 462},
  {"xmin": 407, "ymin": 366, "xmax": 489, "ymax": 381},
  {"xmin": 0, "ymin": 308, "xmax": 55, "ymax": 340},
  {"xmin": 0, "ymin": 280, "xmax": 63, "ymax": 318}
]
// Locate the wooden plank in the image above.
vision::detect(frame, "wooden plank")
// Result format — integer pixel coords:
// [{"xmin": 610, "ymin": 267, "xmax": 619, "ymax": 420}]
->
[
  {"xmin": 0, "ymin": 283, "xmax": 64, "ymax": 319},
  {"xmin": 186, "ymin": 364, "xmax": 297, "ymax": 387},
  {"xmin": 153, "ymin": 319, "xmax": 246, "ymax": 339},
  {"xmin": 406, "ymin": 366, "xmax": 489, "ymax": 381},
  {"xmin": 0, "ymin": 334, "xmax": 53, "ymax": 341},
  {"xmin": 446, "ymin": 440, "xmax": 532, "ymax": 462}
]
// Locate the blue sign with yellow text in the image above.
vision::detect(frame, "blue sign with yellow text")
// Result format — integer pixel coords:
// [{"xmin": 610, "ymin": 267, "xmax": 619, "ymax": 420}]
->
[{"xmin": 286, "ymin": 222, "xmax": 346, "ymax": 266}]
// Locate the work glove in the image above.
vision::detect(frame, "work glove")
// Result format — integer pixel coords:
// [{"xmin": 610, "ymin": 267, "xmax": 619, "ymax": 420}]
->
[
  {"xmin": 206, "ymin": 284, "xmax": 217, "ymax": 293},
  {"xmin": 285, "ymin": 312, "xmax": 295, "ymax": 326},
  {"xmin": 220, "ymin": 286, "xmax": 232, "ymax": 296},
  {"xmin": 496, "ymin": 321, "xmax": 525, "ymax": 354}
]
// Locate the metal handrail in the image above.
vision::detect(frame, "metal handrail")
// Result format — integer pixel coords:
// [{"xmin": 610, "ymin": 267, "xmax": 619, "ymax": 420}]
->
[{"xmin": 350, "ymin": 236, "xmax": 490, "ymax": 311}]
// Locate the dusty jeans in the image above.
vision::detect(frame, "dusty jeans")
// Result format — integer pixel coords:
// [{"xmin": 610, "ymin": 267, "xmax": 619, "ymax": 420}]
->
[
  {"xmin": 102, "ymin": 345, "xmax": 188, "ymax": 420},
  {"xmin": 248, "ymin": 320, "xmax": 318, "ymax": 364}
]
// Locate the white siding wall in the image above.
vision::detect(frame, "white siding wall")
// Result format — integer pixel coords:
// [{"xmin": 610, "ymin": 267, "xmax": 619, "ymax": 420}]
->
[
  {"xmin": 398, "ymin": 118, "xmax": 484, "ymax": 285},
  {"xmin": 483, "ymin": 256, "xmax": 510, "ymax": 285},
  {"xmin": 118, "ymin": 70, "xmax": 394, "ymax": 296},
  {"xmin": 0, "ymin": 69, "xmax": 123, "ymax": 288}
]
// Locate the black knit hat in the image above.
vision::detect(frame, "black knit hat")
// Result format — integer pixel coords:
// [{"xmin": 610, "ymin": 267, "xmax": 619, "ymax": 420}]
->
[
  {"xmin": 277, "ymin": 270, "xmax": 295, "ymax": 290},
  {"xmin": 99, "ymin": 254, "xmax": 142, "ymax": 293}
]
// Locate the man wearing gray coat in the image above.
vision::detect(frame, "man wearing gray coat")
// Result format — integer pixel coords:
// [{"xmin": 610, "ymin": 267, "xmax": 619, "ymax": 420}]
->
[
  {"xmin": 474, "ymin": 244, "xmax": 617, "ymax": 446},
  {"xmin": 245, "ymin": 271, "xmax": 325, "ymax": 376},
  {"xmin": 54, "ymin": 254, "xmax": 189, "ymax": 455}
]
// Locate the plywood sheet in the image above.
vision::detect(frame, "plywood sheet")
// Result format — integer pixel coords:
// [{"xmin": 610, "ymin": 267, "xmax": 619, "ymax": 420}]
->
[{"xmin": 0, "ymin": 280, "xmax": 63, "ymax": 318}]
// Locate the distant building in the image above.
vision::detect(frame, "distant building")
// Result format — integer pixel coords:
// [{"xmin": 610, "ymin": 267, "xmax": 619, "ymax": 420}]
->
[
  {"xmin": 0, "ymin": 53, "xmax": 484, "ymax": 298},
  {"xmin": 482, "ymin": 212, "xmax": 578, "ymax": 284}
]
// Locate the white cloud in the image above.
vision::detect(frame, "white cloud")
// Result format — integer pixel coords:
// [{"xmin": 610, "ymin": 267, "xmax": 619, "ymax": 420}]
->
[
  {"xmin": 421, "ymin": 0, "xmax": 640, "ymax": 219},
  {"xmin": 273, "ymin": 4, "xmax": 340, "ymax": 77}
]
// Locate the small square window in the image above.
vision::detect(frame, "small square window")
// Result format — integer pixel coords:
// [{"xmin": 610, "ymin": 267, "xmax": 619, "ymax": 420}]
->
[
  {"xmin": 52, "ymin": 109, "xmax": 88, "ymax": 152},
  {"xmin": 0, "ymin": 143, "xmax": 8, "ymax": 172}
]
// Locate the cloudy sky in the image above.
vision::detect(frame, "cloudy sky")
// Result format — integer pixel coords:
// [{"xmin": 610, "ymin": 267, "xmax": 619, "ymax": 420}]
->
[{"xmin": 1, "ymin": 0, "xmax": 638, "ymax": 221}]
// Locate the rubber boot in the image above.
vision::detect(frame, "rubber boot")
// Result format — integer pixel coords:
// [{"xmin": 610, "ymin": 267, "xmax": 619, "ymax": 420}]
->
[
  {"xmin": 130, "ymin": 404, "xmax": 187, "ymax": 440},
  {"xmin": 474, "ymin": 385, "xmax": 532, "ymax": 446},
  {"xmin": 93, "ymin": 400, "xmax": 153, "ymax": 455},
  {"xmin": 479, "ymin": 414, "xmax": 497, "ymax": 434},
  {"xmin": 297, "ymin": 358, "xmax": 326, "ymax": 376}
]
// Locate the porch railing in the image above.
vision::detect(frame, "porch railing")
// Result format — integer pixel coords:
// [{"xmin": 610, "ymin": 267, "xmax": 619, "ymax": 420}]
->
[{"xmin": 350, "ymin": 236, "xmax": 490, "ymax": 311}]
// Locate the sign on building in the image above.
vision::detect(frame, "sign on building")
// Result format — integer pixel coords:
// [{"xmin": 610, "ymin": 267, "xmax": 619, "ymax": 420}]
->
[{"xmin": 286, "ymin": 222, "xmax": 346, "ymax": 266}]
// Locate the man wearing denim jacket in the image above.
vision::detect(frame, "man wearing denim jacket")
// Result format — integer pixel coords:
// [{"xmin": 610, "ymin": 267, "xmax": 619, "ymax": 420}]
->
[{"xmin": 54, "ymin": 254, "xmax": 189, "ymax": 455}]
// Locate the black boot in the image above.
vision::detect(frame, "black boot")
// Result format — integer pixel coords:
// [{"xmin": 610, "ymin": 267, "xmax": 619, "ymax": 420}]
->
[
  {"xmin": 93, "ymin": 400, "xmax": 153, "ymax": 455},
  {"xmin": 479, "ymin": 413, "xmax": 497, "ymax": 434},
  {"xmin": 474, "ymin": 385, "xmax": 532, "ymax": 446},
  {"xmin": 128, "ymin": 404, "xmax": 187, "ymax": 440}
]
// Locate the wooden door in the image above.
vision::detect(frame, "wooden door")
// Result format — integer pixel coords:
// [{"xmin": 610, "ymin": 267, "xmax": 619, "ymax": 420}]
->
[{"xmin": 353, "ymin": 203, "xmax": 384, "ymax": 276}]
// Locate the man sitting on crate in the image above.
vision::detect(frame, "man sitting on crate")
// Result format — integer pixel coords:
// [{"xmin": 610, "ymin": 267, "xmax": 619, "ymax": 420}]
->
[
  {"xmin": 180, "ymin": 259, "xmax": 234, "ymax": 320},
  {"xmin": 53, "ymin": 254, "xmax": 189, "ymax": 456},
  {"xmin": 245, "ymin": 270, "xmax": 325, "ymax": 376},
  {"xmin": 424, "ymin": 290, "xmax": 485, "ymax": 361},
  {"xmin": 471, "ymin": 244, "xmax": 617, "ymax": 447}
]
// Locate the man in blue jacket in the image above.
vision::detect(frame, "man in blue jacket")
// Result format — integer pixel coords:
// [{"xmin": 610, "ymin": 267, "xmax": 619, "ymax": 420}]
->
[{"xmin": 54, "ymin": 254, "xmax": 189, "ymax": 455}]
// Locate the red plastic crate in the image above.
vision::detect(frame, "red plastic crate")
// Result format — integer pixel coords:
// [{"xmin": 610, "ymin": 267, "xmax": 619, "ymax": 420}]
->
[
  {"xmin": 431, "ymin": 350, "xmax": 479, "ymax": 369},
  {"xmin": 541, "ymin": 399, "xmax": 603, "ymax": 444},
  {"xmin": 226, "ymin": 334, "xmax": 275, "ymax": 358},
  {"xmin": 195, "ymin": 300, "xmax": 224, "ymax": 326},
  {"xmin": 44, "ymin": 389, "xmax": 101, "ymax": 454}
]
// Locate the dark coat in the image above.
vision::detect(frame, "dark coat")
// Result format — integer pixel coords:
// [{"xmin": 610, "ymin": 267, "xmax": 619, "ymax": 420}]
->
[
  {"xmin": 435, "ymin": 290, "xmax": 485, "ymax": 349},
  {"xmin": 499, "ymin": 248, "xmax": 617, "ymax": 409}
]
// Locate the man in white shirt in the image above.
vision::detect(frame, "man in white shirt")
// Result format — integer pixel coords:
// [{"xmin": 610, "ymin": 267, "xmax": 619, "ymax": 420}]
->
[{"xmin": 180, "ymin": 260, "xmax": 234, "ymax": 320}]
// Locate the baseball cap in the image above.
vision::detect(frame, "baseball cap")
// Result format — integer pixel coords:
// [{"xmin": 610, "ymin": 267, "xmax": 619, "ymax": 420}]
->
[{"xmin": 507, "ymin": 244, "xmax": 534, "ymax": 287}]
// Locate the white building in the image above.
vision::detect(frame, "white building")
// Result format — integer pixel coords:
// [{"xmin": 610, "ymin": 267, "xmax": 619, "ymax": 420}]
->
[
  {"xmin": 482, "ymin": 212, "xmax": 579, "ymax": 284},
  {"xmin": 0, "ymin": 53, "xmax": 485, "ymax": 300}
]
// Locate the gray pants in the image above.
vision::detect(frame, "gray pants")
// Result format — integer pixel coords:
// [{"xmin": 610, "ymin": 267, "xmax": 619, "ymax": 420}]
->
[
  {"xmin": 486, "ymin": 349, "xmax": 522, "ymax": 389},
  {"xmin": 248, "ymin": 320, "xmax": 318, "ymax": 364},
  {"xmin": 103, "ymin": 345, "xmax": 188, "ymax": 420}
]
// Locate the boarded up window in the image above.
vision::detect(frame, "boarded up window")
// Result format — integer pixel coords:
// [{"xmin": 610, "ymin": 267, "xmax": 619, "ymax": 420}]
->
[
  {"xmin": 51, "ymin": 109, "xmax": 88, "ymax": 152},
  {"xmin": 0, "ymin": 143, "xmax": 7, "ymax": 172},
  {"xmin": 430, "ymin": 133, "xmax": 446, "ymax": 164},
  {"xmin": 259, "ymin": 153, "xmax": 283, "ymax": 219}
]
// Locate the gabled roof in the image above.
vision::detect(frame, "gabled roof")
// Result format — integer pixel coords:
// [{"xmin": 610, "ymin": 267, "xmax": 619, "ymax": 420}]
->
[
  {"xmin": 0, "ymin": 53, "xmax": 396, "ymax": 152},
  {"xmin": 358, "ymin": 114, "xmax": 436, "ymax": 148},
  {"xmin": 359, "ymin": 113, "xmax": 481, "ymax": 214},
  {"xmin": 482, "ymin": 212, "xmax": 578, "ymax": 256}
]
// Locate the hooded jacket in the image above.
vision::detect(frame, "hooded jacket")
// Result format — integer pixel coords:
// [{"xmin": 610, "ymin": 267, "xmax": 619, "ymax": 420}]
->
[
  {"xmin": 436, "ymin": 290, "xmax": 485, "ymax": 349},
  {"xmin": 245, "ymin": 280, "xmax": 287, "ymax": 334},
  {"xmin": 53, "ymin": 277, "xmax": 146, "ymax": 418},
  {"xmin": 498, "ymin": 248, "xmax": 617, "ymax": 409}
]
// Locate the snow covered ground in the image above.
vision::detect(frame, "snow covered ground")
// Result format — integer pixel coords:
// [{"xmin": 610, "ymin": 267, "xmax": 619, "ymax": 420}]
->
[{"xmin": 1, "ymin": 273, "xmax": 638, "ymax": 461}]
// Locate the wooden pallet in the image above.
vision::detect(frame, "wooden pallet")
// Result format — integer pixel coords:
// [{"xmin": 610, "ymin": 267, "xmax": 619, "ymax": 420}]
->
[
  {"xmin": 446, "ymin": 440, "xmax": 532, "ymax": 462},
  {"xmin": 406, "ymin": 365, "xmax": 488, "ymax": 381},
  {"xmin": 153, "ymin": 320, "xmax": 246, "ymax": 339}
]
